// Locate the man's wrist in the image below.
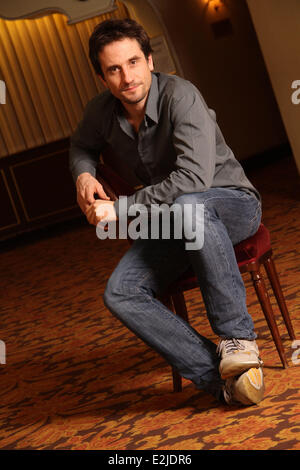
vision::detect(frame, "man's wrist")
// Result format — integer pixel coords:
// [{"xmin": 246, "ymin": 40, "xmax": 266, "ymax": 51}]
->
[{"xmin": 77, "ymin": 172, "xmax": 93, "ymax": 182}]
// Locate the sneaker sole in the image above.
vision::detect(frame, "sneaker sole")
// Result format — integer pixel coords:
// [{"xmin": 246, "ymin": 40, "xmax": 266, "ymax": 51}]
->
[
  {"xmin": 220, "ymin": 360, "xmax": 261, "ymax": 379},
  {"xmin": 234, "ymin": 368, "xmax": 265, "ymax": 405}
]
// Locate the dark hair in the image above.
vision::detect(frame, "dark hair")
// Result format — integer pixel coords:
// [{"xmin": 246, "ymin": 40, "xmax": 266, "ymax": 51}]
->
[{"xmin": 89, "ymin": 18, "xmax": 153, "ymax": 78}]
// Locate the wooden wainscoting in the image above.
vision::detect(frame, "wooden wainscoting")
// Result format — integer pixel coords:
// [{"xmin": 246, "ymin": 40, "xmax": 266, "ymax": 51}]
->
[{"xmin": 0, "ymin": 138, "xmax": 82, "ymax": 241}]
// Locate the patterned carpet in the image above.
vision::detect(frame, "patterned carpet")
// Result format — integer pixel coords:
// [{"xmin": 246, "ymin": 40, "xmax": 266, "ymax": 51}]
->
[{"xmin": 0, "ymin": 155, "xmax": 299, "ymax": 450}]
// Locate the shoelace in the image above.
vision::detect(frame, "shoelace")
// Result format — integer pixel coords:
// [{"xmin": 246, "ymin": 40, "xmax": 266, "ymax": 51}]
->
[{"xmin": 217, "ymin": 338, "xmax": 245, "ymax": 356}]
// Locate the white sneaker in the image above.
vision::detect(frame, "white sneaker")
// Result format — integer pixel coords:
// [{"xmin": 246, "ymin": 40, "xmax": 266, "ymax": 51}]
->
[
  {"xmin": 223, "ymin": 367, "xmax": 265, "ymax": 406},
  {"xmin": 217, "ymin": 338, "xmax": 263, "ymax": 379}
]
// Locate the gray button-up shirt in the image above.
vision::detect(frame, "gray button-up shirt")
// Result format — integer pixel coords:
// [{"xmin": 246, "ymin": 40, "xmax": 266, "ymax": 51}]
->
[{"xmin": 69, "ymin": 72, "xmax": 260, "ymax": 212}]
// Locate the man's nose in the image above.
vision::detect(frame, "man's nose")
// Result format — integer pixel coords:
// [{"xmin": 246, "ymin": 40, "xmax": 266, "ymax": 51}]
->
[{"xmin": 121, "ymin": 66, "xmax": 133, "ymax": 85}]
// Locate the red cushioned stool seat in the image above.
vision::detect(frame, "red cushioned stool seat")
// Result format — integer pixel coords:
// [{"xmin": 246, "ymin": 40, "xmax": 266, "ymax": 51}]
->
[{"xmin": 234, "ymin": 223, "xmax": 270, "ymax": 267}]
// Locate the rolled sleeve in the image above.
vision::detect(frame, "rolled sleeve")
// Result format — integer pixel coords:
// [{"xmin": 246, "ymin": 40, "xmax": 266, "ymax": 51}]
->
[{"xmin": 69, "ymin": 97, "xmax": 106, "ymax": 183}]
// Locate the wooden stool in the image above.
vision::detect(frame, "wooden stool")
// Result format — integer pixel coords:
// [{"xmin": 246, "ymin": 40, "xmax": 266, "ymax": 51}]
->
[{"xmin": 164, "ymin": 224, "xmax": 296, "ymax": 392}]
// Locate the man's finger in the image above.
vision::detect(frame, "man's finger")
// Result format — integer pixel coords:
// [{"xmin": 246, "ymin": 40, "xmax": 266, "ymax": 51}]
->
[
  {"xmin": 85, "ymin": 185, "xmax": 97, "ymax": 204},
  {"xmin": 86, "ymin": 208, "xmax": 97, "ymax": 226},
  {"xmin": 77, "ymin": 194, "xmax": 90, "ymax": 215},
  {"xmin": 96, "ymin": 182, "xmax": 110, "ymax": 200},
  {"xmin": 86, "ymin": 203, "xmax": 100, "ymax": 225}
]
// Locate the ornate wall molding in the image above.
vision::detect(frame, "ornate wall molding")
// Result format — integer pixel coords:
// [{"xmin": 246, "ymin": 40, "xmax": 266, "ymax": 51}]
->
[{"xmin": 0, "ymin": 0, "xmax": 117, "ymax": 24}]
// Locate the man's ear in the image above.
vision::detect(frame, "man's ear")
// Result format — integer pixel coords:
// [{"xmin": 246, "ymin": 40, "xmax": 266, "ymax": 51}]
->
[
  {"xmin": 98, "ymin": 74, "xmax": 108, "ymax": 88},
  {"xmin": 148, "ymin": 54, "xmax": 154, "ymax": 72}
]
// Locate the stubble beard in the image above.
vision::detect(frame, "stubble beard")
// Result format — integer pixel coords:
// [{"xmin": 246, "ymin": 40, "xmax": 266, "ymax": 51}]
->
[
  {"xmin": 121, "ymin": 88, "xmax": 148, "ymax": 105},
  {"xmin": 122, "ymin": 94, "xmax": 146, "ymax": 105}
]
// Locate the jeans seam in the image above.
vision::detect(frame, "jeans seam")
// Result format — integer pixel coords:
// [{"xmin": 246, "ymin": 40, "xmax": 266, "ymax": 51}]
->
[
  {"xmin": 249, "ymin": 203, "xmax": 262, "ymax": 227},
  {"xmin": 197, "ymin": 193, "xmax": 257, "ymax": 206},
  {"xmin": 202, "ymin": 200, "xmax": 250, "ymax": 332},
  {"xmin": 110, "ymin": 287, "xmax": 206, "ymax": 347},
  {"xmin": 204, "ymin": 206, "xmax": 240, "ymax": 314},
  {"xmin": 202, "ymin": 194, "xmax": 261, "ymax": 240}
]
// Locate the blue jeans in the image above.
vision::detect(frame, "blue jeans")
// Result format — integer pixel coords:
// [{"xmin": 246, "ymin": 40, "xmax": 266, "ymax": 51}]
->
[{"xmin": 103, "ymin": 188, "xmax": 262, "ymax": 400}]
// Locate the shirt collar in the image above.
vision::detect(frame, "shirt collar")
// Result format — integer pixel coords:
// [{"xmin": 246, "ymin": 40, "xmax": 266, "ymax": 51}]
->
[
  {"xmin": 114, "ymin": 72, "xmax": 159, "ymax": 129},
  {"xmin": 144, "ymin": 72, "xmax": 159, "ymax": 124}
]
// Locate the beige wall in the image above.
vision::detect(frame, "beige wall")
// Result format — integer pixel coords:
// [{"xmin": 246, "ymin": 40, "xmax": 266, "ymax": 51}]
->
[
  {"xmin": 140, "ymin": 0, "xmax": 288, "ymax": 161},
  {"xmin": 121, "ymin": 0, "xmax": 184, "ymax": 76},
  {"xmin": 246, "ymin": 0, "xmax": 300, "ymax": 173}
]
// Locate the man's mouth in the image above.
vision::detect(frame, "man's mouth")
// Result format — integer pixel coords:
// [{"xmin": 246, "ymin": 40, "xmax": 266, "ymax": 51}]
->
[{"xmin": 122, "ymin": 84, "xmax": 140, "ymax": 92}]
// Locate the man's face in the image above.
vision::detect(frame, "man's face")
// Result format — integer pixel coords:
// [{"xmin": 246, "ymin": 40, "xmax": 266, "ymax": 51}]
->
[{"xmin": 98, "ymin": 38, "xmax": 154, "ymax": 107}]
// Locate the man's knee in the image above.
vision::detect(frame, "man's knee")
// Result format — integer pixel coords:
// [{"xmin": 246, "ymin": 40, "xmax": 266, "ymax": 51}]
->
[
  {"xmin": 103, "ymin": 275, "xmax": 121, "ymax": 312},
  {"xmin": 103, "ymin": 272, "xmax": 153, "ymax": 314},
  {"xmin": 174, "ymin": 192, "xmax": 219, "ymax": 225}
]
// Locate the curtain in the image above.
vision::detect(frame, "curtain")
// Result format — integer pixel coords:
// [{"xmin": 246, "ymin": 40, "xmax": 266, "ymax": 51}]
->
[{"xmin": 0, "ymin": 1, "xmax": 128, "ymax": 157}]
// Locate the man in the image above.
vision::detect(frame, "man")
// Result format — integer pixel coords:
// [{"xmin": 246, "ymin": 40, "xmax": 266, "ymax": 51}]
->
[{"xmin": 69, "ymin": 18, "xmax": 264, "ymax": 406}]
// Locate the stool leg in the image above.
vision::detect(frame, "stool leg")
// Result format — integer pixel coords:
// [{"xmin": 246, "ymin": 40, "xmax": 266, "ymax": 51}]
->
[
  {"xmin": 160, "ymin": 295, "xmax": 183, "ymax": 392},
  {"xmin": 172, "ymin": 367, "xmax": 183, "ymax": 393},
  {"xmin": 251, "ymin": 269, "xmax": 288, "ymax": 368},
  {"xmin": 264, "ymin": 257, "xmax": 296, "ymax": 340},
  {"xmin": 171, "ymin": 292, "xmax": 190, "ymax": 323}
]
